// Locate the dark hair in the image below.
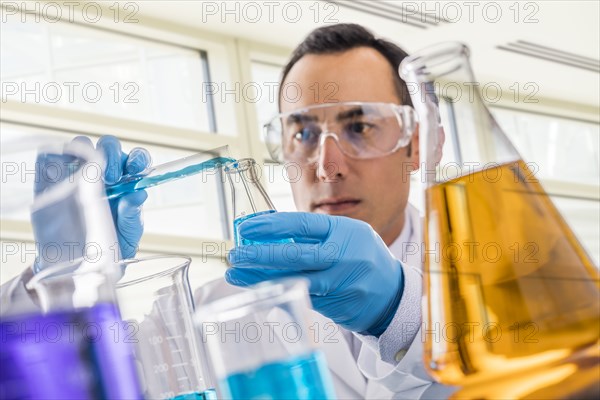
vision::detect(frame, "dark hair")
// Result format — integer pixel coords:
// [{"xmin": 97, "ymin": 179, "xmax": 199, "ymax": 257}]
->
[{"xmin": 279, "ymin": 23, "xmax": 413, "ymax": 108}]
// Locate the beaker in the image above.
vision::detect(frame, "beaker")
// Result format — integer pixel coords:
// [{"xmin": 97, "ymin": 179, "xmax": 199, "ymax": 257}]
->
[
  {"xmin": 1, "ymin": 137, "xmax": 142, "ymax": 399},
  {"xmin": 105, "ymin": 145, "xmax": 234, "ymax": 199},
  {"xmin": 115, "ymin": 255, "xmax": 216, "ymax": 400},
  {"xmin": 224, "ymin": 158, "xmax": 292, "ymax": 246},
  {"xmin": 195, "ymin": 278, "xmax": 336, "ymax": 400},
  {"xmin": 2, "ymin": 257, "xmax": 143, "ymax": 400},
  {"xmin": 400, "ymin": 42, "xmax": 599, "ymax": 390}
]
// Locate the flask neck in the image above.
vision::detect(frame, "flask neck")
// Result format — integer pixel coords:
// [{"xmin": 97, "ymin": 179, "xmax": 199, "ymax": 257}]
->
[
  {"xmin": 225, "ymin": 158, "xmax": 275, "ymax": 219},
  {"xmin": 401, "ymin": 42, "xmax": 520, "ymax": 187}
]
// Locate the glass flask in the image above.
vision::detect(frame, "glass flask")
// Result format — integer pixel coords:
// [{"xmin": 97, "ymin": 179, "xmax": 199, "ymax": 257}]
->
[
  {"xmin": 400, "ymin": 42, "xmax": 599, "ymax": 390},
  {"xmin": 224, "ymin": 158, "xmax": 292, "ymax": 246},
  {"xmin": 116, "ymin": 256, "xmax": 216, "ymax": 400},
  {"xmin": 194, "ymin": 278, "xmax": 336, "ymax": 400},
  {"xmin": 1, "ymin": 138, "xmax": 142, "ymax": 399}
]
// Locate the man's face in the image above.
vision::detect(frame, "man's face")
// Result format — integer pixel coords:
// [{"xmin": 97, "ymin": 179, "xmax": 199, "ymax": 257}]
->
[{"xmin": 280, "ymin": 47, "xmax": 419, "ymax": 245}]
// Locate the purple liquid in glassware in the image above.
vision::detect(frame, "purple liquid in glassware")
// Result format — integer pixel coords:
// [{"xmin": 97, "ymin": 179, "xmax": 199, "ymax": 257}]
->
[{"xmin": 0, "ymin": 303, "xmax": 142, "ymax": 399}]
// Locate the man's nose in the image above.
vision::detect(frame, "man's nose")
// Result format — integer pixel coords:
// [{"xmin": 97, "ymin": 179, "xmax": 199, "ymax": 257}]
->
[{"xmin": 316, "ymin": 134, "xmax": 349, "ymax": 182}]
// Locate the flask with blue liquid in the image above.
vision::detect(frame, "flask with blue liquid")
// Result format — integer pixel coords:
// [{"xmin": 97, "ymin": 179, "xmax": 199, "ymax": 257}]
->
[
  {"xmin": 224, "ymin": 158, "xmax": 292, "ymax": 246},
  {"xmin": 194, "ymin": 278, "xmax": 336, "ymax": 400}
]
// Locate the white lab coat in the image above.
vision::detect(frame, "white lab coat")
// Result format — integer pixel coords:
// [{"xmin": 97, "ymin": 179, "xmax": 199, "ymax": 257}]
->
[{"xmin": 195, "ymin": 204, "xmax": 457, "ymax": 399}]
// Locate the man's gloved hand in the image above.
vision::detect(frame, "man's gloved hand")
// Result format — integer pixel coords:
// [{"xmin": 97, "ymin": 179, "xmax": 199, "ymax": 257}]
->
[
  {"xmin": 226, "ymin": 212, "xmax": 404, "ymax": 336},
  {"xmin": 32, "ymin": 135, "xmax": 150, "ymax": 272},
  {"xmin": 95, "ymin": 135, "xmax": 150, "ymax": 259}
]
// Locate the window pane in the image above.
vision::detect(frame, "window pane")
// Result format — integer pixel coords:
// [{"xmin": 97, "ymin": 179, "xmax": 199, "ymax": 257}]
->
[
  {"xmin": 551, "ymin": 196, "xmax": 600, "ymax": 266},
  {"xmin": 263, "ymin": 162, "xmax": 296, "ymax": 212},
  {"xmin": 0, "ymin": 123, "xmax": 227, "ymax": 240},
  {"xmin": 1, "ymin": 18, "xmax": 213, "ymax": 131},
  {"xmin": 134, "ymin": 145, "xmax": 227, "ymax": 240},
  {"xmin": 250, "ymin": 61, "xmax": 283, "ymax": 143},
  {"xmin": 0, "ymin": 124, "xmax": 73, "ymax": 222},
  {"xmin": 492, "ymin": 108, "xmax": 600, "ymax": 185}
]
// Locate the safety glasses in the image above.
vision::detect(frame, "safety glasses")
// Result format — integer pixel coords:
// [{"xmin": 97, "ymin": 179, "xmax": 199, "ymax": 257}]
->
[{"xmin": 264, "ymin": 102, "xmax": 417, "ymax": 163}]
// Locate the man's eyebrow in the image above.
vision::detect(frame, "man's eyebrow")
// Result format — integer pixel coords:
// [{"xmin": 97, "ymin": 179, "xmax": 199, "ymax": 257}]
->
[
  {"xmin": 336, "ymin": 107, "xmax": 364, "ymax": 122},
  {"xmin": 285, "ymin": 113, "xmax": 318, "ymax": 125}
]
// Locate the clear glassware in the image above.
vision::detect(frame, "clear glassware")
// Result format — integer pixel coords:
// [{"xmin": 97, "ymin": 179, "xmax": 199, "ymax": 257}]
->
[
  {"xmin": 116, "ymin": 255, "xmax": 216, "ymax": 400},
  {"xmin": 106, "ymin": 145, "xmax": 233, "ymax": 199},
  {"xmin": 1, "ymin": 138, "xmax": 121, "ymax": 273},
  {"xmin": 194, "ymin": 278, "xmax": 336, "ymax": 400},
  {"xmin": 13, "ymin": 258, "xmax": 143, "ymax": 399},
  {"xmin": 0, "ymin": 137, "xmax": 142, "ymax": 399},
  {"xmin": 224, "ymin": 158, "xmax": 292, "ymax": 246},
  {"xmin": 400, "ymin": 42, "xmax": 599, "ymax": 394}
]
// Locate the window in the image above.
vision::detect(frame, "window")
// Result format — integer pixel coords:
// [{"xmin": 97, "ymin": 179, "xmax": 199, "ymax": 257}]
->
[
  {"xmin": 0, "ymin": 10, "xmax": 243, "ymax": 284},
  {"xmin": 1, "ymin": 122, "xmax": 229, "ymax": 237},
  {"xmin": 248, "ymin": 58, "xmax": 297, "ymax": 211},
  {"xmin": 492, "ymin": 108, "xmax": 599, "ymax": 263},
  {"xmin": 249, "ymin": 60, "xmax": 283, "ymax": 143},
  {"xmin": 491, "ymin": 107, "xmax": 600, "ymax": 185},
  {"xmin": 2, "ymin": 18, "xmax": 214, "ymax": 131}
]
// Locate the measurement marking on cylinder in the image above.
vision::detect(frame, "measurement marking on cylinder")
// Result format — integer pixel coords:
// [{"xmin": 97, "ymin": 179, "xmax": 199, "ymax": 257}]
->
[
  {"xmin": 177, "ymin": 377, "xmax": 189, "ymax": 381},
  {"xmin": 172, "ymin": 363, "xmax": 188, "ymax": 367},
  {"xmin": 166, "ymin": 335, "xmax": 181, "ymax": 340}
]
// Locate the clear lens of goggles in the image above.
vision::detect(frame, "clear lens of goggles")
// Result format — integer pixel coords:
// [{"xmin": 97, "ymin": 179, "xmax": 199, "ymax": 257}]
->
[{"xmin": 264, "ymin": 102, "xmax": 417, "ymax": 163}]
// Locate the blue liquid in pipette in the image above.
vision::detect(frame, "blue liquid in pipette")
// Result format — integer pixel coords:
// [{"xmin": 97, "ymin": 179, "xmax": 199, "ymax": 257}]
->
[
  {"xmin": 106, "ymin": 157, "xmax": 235, "ymax": 199},
  {"xmin": 233, "ymin": 210, "xmax": 294, "ymax": 246},
  {"xmin": 221, "ymin": 351, "xmax": 335, "ymax": 400},
  {"xmin": 168, "ymin": 389, "xmax": 217, "ymax": 400}
]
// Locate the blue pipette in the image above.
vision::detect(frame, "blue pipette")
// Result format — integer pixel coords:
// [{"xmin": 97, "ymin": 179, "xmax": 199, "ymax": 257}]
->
[{"xmin": 106, "ymin": 145, "xmax": 234, "ymax": 199}]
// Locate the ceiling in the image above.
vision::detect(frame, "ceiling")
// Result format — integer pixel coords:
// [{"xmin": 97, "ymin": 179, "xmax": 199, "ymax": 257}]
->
[{"xmin": 122, "ymin": 1, "xmax": 600, "ymax": 110}]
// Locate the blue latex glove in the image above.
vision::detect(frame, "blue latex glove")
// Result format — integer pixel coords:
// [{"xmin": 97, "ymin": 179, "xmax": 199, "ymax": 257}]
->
[
  {"xmin": 95, "ymin": 135, "xmax": 150, "ymax": 259},
  {"xmin": 226, "ymin": 212, "xmax": 404, "ymax": 336},
  {"xmin": 32, "ymin": 136, "xmax": 150, "ymax": 272}
]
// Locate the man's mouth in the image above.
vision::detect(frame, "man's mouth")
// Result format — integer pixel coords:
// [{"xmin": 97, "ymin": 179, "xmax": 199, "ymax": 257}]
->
[{"xmin": 313, "ymin": 198, "xmax": 362, "ymax": 213}]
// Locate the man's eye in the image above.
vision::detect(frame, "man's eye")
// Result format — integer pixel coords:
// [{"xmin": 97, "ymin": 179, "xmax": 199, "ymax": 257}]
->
[
  {"xmin": 347, "ymin": 122, "xmax": 372, "ymax": 135},
  {"xmin": 293, "ymin": 128, "xmax": 318, "ymax": 142}
]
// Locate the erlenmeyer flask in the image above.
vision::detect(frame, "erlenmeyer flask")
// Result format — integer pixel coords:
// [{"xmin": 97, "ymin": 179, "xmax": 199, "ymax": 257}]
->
[
  {"xmin": 224, "ymin": 158, "xmax": 291, "ymax": 246},
  {"xmin": 400, "ymin": 42, "xmax": 599, "ymax": 388}
]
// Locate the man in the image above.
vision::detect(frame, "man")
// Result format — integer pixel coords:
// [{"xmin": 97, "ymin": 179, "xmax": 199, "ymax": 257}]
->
[{"xmin": 222, "ymin": 23, "xmax": 452, "ymax": 399}]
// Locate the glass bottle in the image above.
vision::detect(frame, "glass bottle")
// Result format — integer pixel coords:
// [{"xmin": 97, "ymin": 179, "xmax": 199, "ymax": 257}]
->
[
  {"xmin": 400, "ymin": 42, "xmax": 599, "ymax": 392},
  {"xmin": 224, "ymin": 158, "xmax": 291, "ymax": 246}
]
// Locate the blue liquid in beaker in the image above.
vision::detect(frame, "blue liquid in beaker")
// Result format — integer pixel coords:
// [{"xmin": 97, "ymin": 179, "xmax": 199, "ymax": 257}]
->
[
  {"xmin": 233, "ymin": 210, "xmax": 294, "ymax": 246},
  {"xmin": 106, "ymin": 156, "xmax": 234, "ymax": 199},
  {"xmin": 168, "ymin": 389, "xmax": 217, "ymax": 400},
  {"xmin": 0, "ymin": 303, "xmax": 142, "ymax": 399},
  {"xmin": 222, "ymin": 351, "xmax": 335, "ymax": 399}
]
